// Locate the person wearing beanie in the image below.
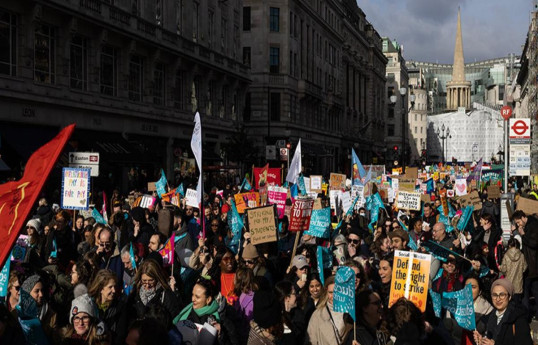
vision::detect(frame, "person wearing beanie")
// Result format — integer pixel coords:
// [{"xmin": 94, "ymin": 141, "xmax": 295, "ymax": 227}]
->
[
  {"xmin": 24, "ymin": 219, "xmax": 46, "ymax": 271},
  {"xmin": 60, "ymin": 293, "xmax": 108, "ymax": 344},
  {"xmin": 242, "ymin": 244, "xmax": 273, "ymax": 288},
  {"xmin": 248, "ymin": 290, "xmax": 282, "ymax": 345},
  {"xmin": 21, "ymin": 274, "xmax": 58, "ymax": 341},
  {"xmin": 474, "ymin": 278, "xmax": 532, "ymax": 345}
]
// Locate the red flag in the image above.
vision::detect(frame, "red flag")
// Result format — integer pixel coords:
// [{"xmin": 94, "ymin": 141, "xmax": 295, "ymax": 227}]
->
[
  {"xmin": 102, "ymin": 191, "xmax": 109, "ymax": 224},
  {"xmin": 0, "ymin": 124, "xmax": 75, "ymax": 267}
]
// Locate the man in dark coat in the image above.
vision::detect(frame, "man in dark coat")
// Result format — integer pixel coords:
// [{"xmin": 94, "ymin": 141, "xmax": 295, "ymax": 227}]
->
[{"xmin": 512, "ymin": 210, "xmax": 538, "ymax": 318}]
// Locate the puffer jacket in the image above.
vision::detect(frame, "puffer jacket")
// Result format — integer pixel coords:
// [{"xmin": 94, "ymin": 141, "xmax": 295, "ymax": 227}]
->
[{"xmin": 499, "ymin": 247, "xmax": 528, "ymax": 294}]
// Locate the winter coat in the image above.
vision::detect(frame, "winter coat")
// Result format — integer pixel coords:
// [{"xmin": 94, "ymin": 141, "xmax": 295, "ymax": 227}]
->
[
  {"xmin": 129, "ymin": 286, "xmax": 181, "ymax": 324},
  {"xmin": 306, "ymin": 304, "xmax": 346, "ymax": 345},
  {"xmin": 247, "ymin": 320, "xmax": 277, "ymax": 345},
  {"xmin": 521, "ymin": 216, "xmax": 538, "ymax": 278},
  {"xmin": 96, "ymin": 295, "xmax": 128, "ymax": 345},
  {"xmin": 481, "ymin": 200, "xmax": 500, "ymax": 220},
  {"xmin": 445, "ymin": 295, "xmax": 493, "ymax": 344},
  {"xmin": 281, "ymin": 307, "xmax": 307, "ymax": 345},
  {"xmin": 36, "ymin": 205, "xmax": 52, "ymax": 226},
  {"xmin": 343, "ymin": 321, "xmax": 390, "ymax": 345},
  {"xmin": 484, "ymin": 302, "xmax": 532, "ymax": 345},
  {"xmin": 499, "ymin": 247, "xmax": 528, "ymax": 294}
]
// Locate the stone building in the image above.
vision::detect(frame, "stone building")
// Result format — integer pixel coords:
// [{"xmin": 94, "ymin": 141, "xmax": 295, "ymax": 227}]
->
[
  {"xmin": 242, "ymin": 0, "xmax": 387, "ymax": 175},
  {"xmin": 0, "ymin": 0, "xmax": 249, "ymax": 192}
]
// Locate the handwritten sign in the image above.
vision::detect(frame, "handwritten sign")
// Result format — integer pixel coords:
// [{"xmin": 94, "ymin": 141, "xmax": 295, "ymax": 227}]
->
[
  {"xmin": 487, "ymin": 185, "xmax": 501, "ymax": 199},
  {"xmin": 329, "ymin": 173, "xmax": 346, "ymax": 190},
  {"xmin": 61, "ymin": 168, "xmax": 90, "ymax": 210},
  {"xmin": 234, "ymin": 192, "xmax": 260, "ymax": 214},
  {"xmin": 185, "ymin": 188, "xmax": 199, "ymax": 208},
  {"xmin": 389, "ymin": 250, "xmax": 432, "ymax": 312},
  {"xmin": 310, "ymin": 175, "xmax": 323, "ymax": 193},
  {"xmin": 267, "ymin": 186, "xmax": 287, "ymax": 219},
  {"xmin": 289, "ymin": 198, "xmax": 315, "ymax": 231},
  {"xmin": 247, "ymin": 205, "xmax": 278, "ymax": 245},
  {"xmin": 396, "ymin": 191, "xmax": 421, "ymax": 211},
  {"xmin": 459, "ymin": 190, "xmax": 482, "ymax": 211}
]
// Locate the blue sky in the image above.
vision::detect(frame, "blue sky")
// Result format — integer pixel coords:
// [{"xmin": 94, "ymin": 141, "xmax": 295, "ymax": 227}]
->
[{"xmin": 359, "ymin": 0, "xmax": 533, "ymax": 63}]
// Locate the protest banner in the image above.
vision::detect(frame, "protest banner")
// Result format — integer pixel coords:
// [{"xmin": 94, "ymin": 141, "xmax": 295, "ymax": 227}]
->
[
  {"xmin": 267, "ymin": 185, "xmax": 287, "ymax": 218},
  {"xmin": 304, "ymin": 208, "xmax": 331, "ymax": 238},
  {"xmin": 147, "ymin": 182, "xmax": 156, "ymax": 192},
  {"xmin": 441, "ymin": 283, "xmax": 476, "ymax": 330},
  {"xmin": 389, "ymin": 250, "xmax": 432, "ymax": 312},
  {"xmin": 351, "ymin": 185, "xmax": 366, "ymax": 210},
  {"xmin": 455, "ymin": 179, "xmax": 467, "ymax": 196},
  {"xmin": 247, "ymin": 205, "xmax": 278, "ymax": 245},
  {"xmin": 333, "ymin": 266, "xmax": 356, "ymax": 321},
  {"xmin": 329, "ymin": 190, "xmax": 343, "ymax": 210},
  {"xmin": 396, "ymin": 191, "xmax": 421, "ymax": 211},
  {"xmin": 392, "ymin": 167, "xmax": 402, "ymax": 175},
  {"xmin": 304, "ymin": 177, "xmax": 311, "ymax": 194},
  {"xmin": 310, "ymin": 175, "xmax": 322, "ymax": 193},
  {"xmin": 132, "ymin": 195, "xmax": 157, "ymax": 209},
  {"xmin": 391, "ymin": 178, "xmax": 400, "ymax": 191},
  {"xmin": 459, "ymin": 190, "xmax": 482, "ymax": 211},
  {"xmin": 61, "ymin": 168, "xmax": 90, "ymax": 210},
  {"xmin": 398, "ymin": 179, "xmax": 416, "ymax": 192},
  {"xmin": 317, "ymin": 246, "xmax": 332, "ymax": 285},
  {"xmin": 487, "ymin": 185, "xmax": 501, "ymax": 199},
  {"xmin": 329, "ymin": 173, "xmax": 346, "ymax": 190},
  {"xmin": 253, "ymin": 166, "xmax": 281, "ymax": 189},
  {"xmin": 234, "ymin": 192, "xmax": 260, "ymax": 213},
  {"xmin": 457, "ymin": 205, "xmax": 474, "ymax": 231},
  {"xmin": 227, "ymin": 200, "xmax": 244, "ymax": 250},
  {"xmin": 341, "ymin": 191, "xmax": 352, "ymax": 213},
  {"xmin": 185, "ymin": 189, "xmax": 199, "ymax": 208},
  {"xmin": 516, "ymin": 197, "xmax": 538, "ymax": 216},
  {"xmin": 313, "ymin": 198, "xmax": 323, "ymax": 210},
  {"xmin": 289, "ymin": 198, "xmax": 315, "ymax": 231}
]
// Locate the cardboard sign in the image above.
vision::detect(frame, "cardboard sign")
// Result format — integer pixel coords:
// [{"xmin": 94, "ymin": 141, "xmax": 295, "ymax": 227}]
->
[
  {"xmin": 459, "ymin": 190, "xmax": 482, "ymax": 211},
  {"xmin": 247, "ymin": 205, "xmax": 278, "ymax": 245},
  {"xmin": 421, "ymin": 194, "xmax": 431, "ymax": 204},
  {"xmin": 234, "ymin": 192, "xmax": 260, "ymax": 214},
  {"xmin": 398, "ymin": 179, "xmax": 416, "ymax": 192},
  {"xmin": 61, "ymin": 168, "xmax": 91, "ymax": 210},
  {"xmin": 389, "ymin": 250, "xmax": 432, "ymax": 312},
  {"xmin": 329, "ymin": 173, "xmax": 346, "ymax": 190},
  {"xmin": 455, "ymin": 179, "xmax": 467, "ymax": 196},
  {"xmin": 516, "ymin": 197, "xmax": 538, "ymax": 216},
  {"xmin": 396, "ymin": 191, "xmax": 421, "ymax": 211},
  {"xmin": 289, "ymin": 198, "xmax": 315, "ymax": 231},
  {"xmin": 147, "ymin": 182, "xmax": 157, "ymax": 192},
  {"xmin": 487, "ymin": 185, "xmax": 501, "ymax": 199},
  {"xmin": 267, "ymin": 186, "xmax": 287, "ymax": 219},
  {"xmin": 310, "ymin": 175, "xmax": 323, "ymax": 193},
  {"xmin": 405, "ymin": 167, "xmax": 419, "ymax": 180},
  {"xmin": 185, "ymin": 188, "xmax": 199, "ymax": 208}
]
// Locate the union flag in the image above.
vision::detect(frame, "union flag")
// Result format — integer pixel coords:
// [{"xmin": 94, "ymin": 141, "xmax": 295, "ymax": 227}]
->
[
  {"xmin": 159, "ymin": 232, "xmax": 175, "ymax": 266},
  {"xmin": 0, "ymin": 124, "xmax": 75, "ymax": 267}
]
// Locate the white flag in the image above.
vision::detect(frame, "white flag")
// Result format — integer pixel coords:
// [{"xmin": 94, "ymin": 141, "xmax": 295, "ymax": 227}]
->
[
  {"xmin": 286, "ymin": 139, "xmax": 302, "ymax": 184},
  {"xmin": 191, "ymin": 112, "xmax": 202, "ymax": 205}
]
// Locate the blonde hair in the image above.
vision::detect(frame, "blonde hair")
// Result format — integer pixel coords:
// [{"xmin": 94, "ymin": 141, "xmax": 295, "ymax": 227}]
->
[{"xmin": 316, "ymin": 275, "xmax": 335, "ymax": 309}]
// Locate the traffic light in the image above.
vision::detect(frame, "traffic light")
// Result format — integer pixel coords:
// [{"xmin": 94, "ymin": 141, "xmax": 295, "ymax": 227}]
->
[
  {"xmin": 393, "ymin": 145, "xmax": 398, "ymax": 152},
  {"xmin": 286, "ymin": 141, "xmax": 291, "ymax": 149},
  {"xmin": 421, "ymin": 149, "xmax": 426, "ymax": 157}
]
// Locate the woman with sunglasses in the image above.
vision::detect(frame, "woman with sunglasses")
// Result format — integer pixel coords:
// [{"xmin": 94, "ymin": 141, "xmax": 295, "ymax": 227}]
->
[
  {"xmin": 346, "ymin": 260, "xmax": 369, "ymax": 293},
  {"xmin": 5, "ymin": 272, "xmax": 22, "ymax": 317},
  {"xmin": 473, "ymin": 279, "xmax": 532, "ymax": 345},
  {"xmin": 432, "ymin": 255, "xmax": 463, "ymax": 293},
  {"xmin": 343, "ymin": 289, "xmax": 389, "ymax": 345},
  {"xmin": 60, "ymin": 294, "xmax": 110, "ymax": 345},
  {"xmin": 207, "ymin": 245, "xmax": 238, "ymax": 305},
  {"xmin": 275, "ymin": 280, "xmax": 307, "ymax": 345},
  {"xmin": 88, "ymin": 269, "xmax": 128, "ymax": 344},
  {"xmin": 241, "ymin": 243, "xmax": 274, "ymax": 288}
]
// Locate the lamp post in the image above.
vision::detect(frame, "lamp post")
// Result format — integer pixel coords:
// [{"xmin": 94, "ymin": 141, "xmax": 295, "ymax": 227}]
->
[{"xmin": 436, "ymin": 124, "xmax": 450, "ymax": 164}]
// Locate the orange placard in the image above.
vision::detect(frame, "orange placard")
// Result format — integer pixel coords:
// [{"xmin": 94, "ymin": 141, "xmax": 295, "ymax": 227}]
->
[
  {"xmin": 389, "ymin": 250, "xmax": 432, "ymax": 312},
  {"xmin": 234, "ymin": 192, "xmax": 260, "ymax": 213}
]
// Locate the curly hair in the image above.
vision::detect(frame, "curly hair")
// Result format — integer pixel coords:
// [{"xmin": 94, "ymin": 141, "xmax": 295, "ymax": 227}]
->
[{"xmin": 386, "ymin": 297, "xmax": 424, "ymax": 338}]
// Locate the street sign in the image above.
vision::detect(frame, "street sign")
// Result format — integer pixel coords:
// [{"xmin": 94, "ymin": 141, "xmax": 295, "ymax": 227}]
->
[
  {"xmin": 500, "ymin": 106, "xmax": 512, "ymax": 121},
  {"xmin": 509, "ymin": 144, "xmax": 531, "ymax": 176},
  {"xmin": 265, "ymin": 145, "xmax": 277, "ymax": 160},
  {"xmin": 69, "ymin": 152, "xmax": 99, "ymax": 177},
  {"xmin": 509, "ymin": 119, "xmax": 531, "ymax": 144},
  {"xmin": 279, "ymin": 148, "xmax": 288, "ymax": 161},
  {"xmin": 275, "ymin": 140, "xmax": 286, "ymax": 148}
]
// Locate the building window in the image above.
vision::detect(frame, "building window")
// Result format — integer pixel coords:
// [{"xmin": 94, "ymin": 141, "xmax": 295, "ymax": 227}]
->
[
  {"xmin": 414, "ymin": 114, "xmax": 417, "ymax": 121},
  {"xmin": 221, "ymin": 18, "xmax": 227, "ymax": 53},
  {"xmin": 193, "ymin": 2, "xmax": 199, "ymax": 42},
  {"xmin": 34, "ymin": 24, "xmax": 55, "ymax": 84},
  {"xmin": 388, "ymin": 124, "xmax": 394, "ymax": 136},
  {"xmin": 269, "ymin": 46, "xmax": 279, "ymax": 73},
  {"xmin": 414, "ymin": 126, "xmax": 417, "ymax": 134},
  {"xmin": 270, "ymin": 7, "xmax": 279, "ymax": 32},
  {"xmin": 174, "ymin": 70, "xmax": 183, "ymax": 109},
  {"xmin": 420, "ymin": 127, "xmax": 423, "ymax": 134},
  {"xmin": 388, "ymin": 107, "xmax": 394, "ymax": 119},
  {"xmin": 153, "ymin": 63, "xmax": 164, "ymax": 105},
  {"xmin": 129, "ymin": 56, "xmax": 143, "ymax": 102},
  {"xmin": 0, "ymin": 10, "xmax": 17, "ymax": 76},
  {"xmin": 208, "ymin": 10, "xmax": 214, "ymax": 47},
  {"xmin": 243, "ymin": 7, "xmax": 251, "ymax": 31},
  {"xmin": 100, "ymin": 46, "xmax": 117, "ymax": 96},
  {"xmin": 70, "ymin": 35, "xmax": 87, "ymax": 90},
  {"xmin": 243, "ymin": 47, "xmax": 251, "ymax": 66},
  {"xmin": 270, "ymin": 92, "xmax": 280, "ymax": 121}
]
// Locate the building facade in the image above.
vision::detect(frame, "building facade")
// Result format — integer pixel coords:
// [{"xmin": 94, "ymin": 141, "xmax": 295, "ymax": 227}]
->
[
  {"xmin": 242, "ymin": 0, "xmax": 387, "ymax": 176},
  {"xmin": 0, "ymin": 0, "xmax": 249, "ymax": 192}
]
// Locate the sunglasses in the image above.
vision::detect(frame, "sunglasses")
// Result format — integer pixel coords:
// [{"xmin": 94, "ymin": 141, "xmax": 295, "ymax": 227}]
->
[
  {"xmin": 347, "ymin": 239, "xmax": 360, "ymax": 244},
  {"xmin": 244, "ymin": 259, "xmax": 256, "ymax": 265},
  {"xmin": 13, "ymin": 285, "xmax": 21, "ymax": 291},
  {"xmin": 355, "ymin": 273, "xmax": 361, "ymax": 279}
]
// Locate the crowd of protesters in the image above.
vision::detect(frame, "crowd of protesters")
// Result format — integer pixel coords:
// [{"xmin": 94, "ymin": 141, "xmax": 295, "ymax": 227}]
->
[{"xmin": 1, "ymin": 174, "xmax": 538, "ymax": 345}]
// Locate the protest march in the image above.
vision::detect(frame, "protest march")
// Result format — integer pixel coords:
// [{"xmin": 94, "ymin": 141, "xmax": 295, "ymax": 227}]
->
[{"xmin": 1, "ymin": 119, "xmax": 538, "ymax": 345}]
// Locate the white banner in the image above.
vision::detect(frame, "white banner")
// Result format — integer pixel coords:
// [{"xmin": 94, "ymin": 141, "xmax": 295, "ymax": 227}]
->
[{"xmin": 396, "ymin": 191, "xmax": 421, "ymax": 211}]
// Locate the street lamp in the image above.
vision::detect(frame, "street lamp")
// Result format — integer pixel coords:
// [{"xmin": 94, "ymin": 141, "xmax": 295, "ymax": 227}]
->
[{"xmin": 436, "ymin": 124, "xmax": 450, "ymax": 164}]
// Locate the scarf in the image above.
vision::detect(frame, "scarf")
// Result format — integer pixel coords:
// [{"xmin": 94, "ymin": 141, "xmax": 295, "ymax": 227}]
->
[
  {"xmin": 139, "ymin": 283, "xmax": 161, "ymax": 306},
  {"xmin": 173, "ymin": 300, "xmax": 220, "ymax": 325}
]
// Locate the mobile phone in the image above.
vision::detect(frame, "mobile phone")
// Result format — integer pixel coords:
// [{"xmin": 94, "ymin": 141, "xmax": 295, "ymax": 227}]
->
[{"xmin": 301, "ymin": 273, "xmax": 307, "ymax": 282}]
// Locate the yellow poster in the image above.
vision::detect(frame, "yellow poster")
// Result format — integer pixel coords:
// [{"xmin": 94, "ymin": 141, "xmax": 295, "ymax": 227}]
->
[{"xmin": 389, "ymin": 250, "xmax": 432, "ymax": 312}]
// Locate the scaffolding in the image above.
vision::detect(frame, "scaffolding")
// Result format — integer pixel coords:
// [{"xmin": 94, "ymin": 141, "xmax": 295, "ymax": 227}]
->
[{"xmin": 531, "ymin": 10, "xmax": 538, "ymax": 173}]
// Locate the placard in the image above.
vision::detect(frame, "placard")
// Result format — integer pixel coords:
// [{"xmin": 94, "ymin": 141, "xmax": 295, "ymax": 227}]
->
[
  {"xmin": 487, "ymin": 185, "xmax": 501, "ymax": 199},
  {"xmin": 289, "ymin": 198, "xmax": 315, "ymax": 231},
  {"xmin": 61, "ymin": 168, "xmax": 91, "ymax": 210},
  {"xmin": 459, "ymin": 190, "xmax": 482, "ymax": 211},
  {"xmin": 234, "ymin": 192, "xmax": 260, "ymax": 214},
  {"xmin": 310, "ymin": 175, "xmax": 323, "ymax": 193},
  {"xmin": 389, "ymin": 250, "xmax": 432, "ymax": 312},
  {"xmin": 304, "ymin": 208, "xmax": 331, "ymax": 238},
  {"xmin": 455, "ymin": 179, "xmax": 467, "ymax": 196},
  {"xmin": 341, "ymin": 191, "xmax": 352, "ymax": 214},
  {"xmin": 313, "ymin": 198, "xmax": 323, "ymax": 210},
  {"xmin": 133, "ymin": 194, "xmax": 157, "ymax": 209},
  {"xmin": 516, "ymin": 197, "xmax": 538, "ymax": 216},
  {"xmin": 247, "ymin": 205, "xmax": 278, "ymax": 245},
  {"xmin": 398, "ymin": 179, "xmax": 416, "ymax": 192},
  {"xmin": 351, "ymin": 185, "xmax": 366, "ymax": 210},
  {"xmin": 396, "ymin": 191, "xmax": 421, "ymax": 211},
  {"xmin": 329, "ymin": 190, "xmax": 343, "ymax": 210},
  {"xmin": 185, "ymin": 188, "xmax": 199, "ymax": 208},
  {"xmin": 147, "ymin": 182, "xmax": 157, "ymax": 192},
  {"xmin": 267, "ymin": 186, "xmax": 287, "ymax": 219},
  {"xmin": 329, "ymin": 173, "xmax": 346, "ymax": 190},
  {"xmin": 404, "ymin": 167, "xmax": 419, "ymax": 180}
]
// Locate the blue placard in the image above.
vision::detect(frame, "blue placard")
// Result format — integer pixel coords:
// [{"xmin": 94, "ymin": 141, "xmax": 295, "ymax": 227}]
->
[
  {"xmin": 333, "ymin": 266, "xmax": 356, "ymax": 321},
  {"xmin": 0, "ymin": 258, "xmax": 10, "ymax": 297},
  {"xmin": 304, "ymin": 208, "xmax": 331, "ymax": 238},
  {"xmin": 227, "ymin": 200, "xmax": 244, "ymax": 249},
  {"xmin": 61, "ymin": 167, "xmax": 91, "ymax": 210},
  {"xmin": 441, "ymin": 283, "xmax": 476, "ymax": 330}
]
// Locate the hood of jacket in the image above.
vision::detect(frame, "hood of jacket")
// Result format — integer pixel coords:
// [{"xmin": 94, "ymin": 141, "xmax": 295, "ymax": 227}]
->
[{"xmin": 505, "ymin": 247, "xmax": 523, "ymax": 262}]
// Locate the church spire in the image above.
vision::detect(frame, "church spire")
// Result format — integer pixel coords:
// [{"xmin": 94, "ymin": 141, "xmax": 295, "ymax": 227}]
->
[{"xmin": 451, "ymin": 7, "xmax": 465, "ymax": 82}]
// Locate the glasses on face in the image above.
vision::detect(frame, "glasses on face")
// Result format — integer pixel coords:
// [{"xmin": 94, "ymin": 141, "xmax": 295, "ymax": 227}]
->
[
  {"xmin": 13, "ymin": 285, "xmax": 21, "ymax": 291},
  {"xmin": 73, "ymin": 316, "xmax": 90, "ymax": 324},
  {"xmin": 298, "ymin": 266, "xmax": 308, "ymax": 271},
  {"xmin": 244, "ymin": 260, "xmax": 255, "ymax": 265},
  {"xmin": 347, "ymin": 238, "xmax": 360, "ymax": 244},
  {"xmin": 26, "ymin": 226, "xmax": 35, "ymax": 230},
  {"xmin": 141, "ymin": 278, "xmax": 155, "ymax": 286},
  {"xmin": 491, "ymin": 292, "xmax": 509, "ymax": 300}
]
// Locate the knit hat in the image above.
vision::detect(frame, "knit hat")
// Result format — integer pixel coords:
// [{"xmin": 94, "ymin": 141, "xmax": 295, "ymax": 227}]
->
[
  {"xmin": 70, "ymin": 293, "xmax": 97, "ymax": 323},
  {"xmin": 491, "ymin": 278, "xmax": 515, "ymax": 297},
  {"xmin": 21, "ymin": 275, "xmax": 41, "ymax": 294},
  {"xmin": 253, "ymin": 290, "xmax": 282, "ymax": 329},
  {"xmin": 26, "ymin": 219, "xmax": 42, "ymax": 234},
  {"xmin": 242, "ymin": 244, "xmax": 259, "ymax": 260},
  {"xmin": 388, "ymin": 229, "xmax": 409, "ymax": 244},
  {"xmin": 291, "ymin": 255, "xmax": 308, "ymax": 270}
]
